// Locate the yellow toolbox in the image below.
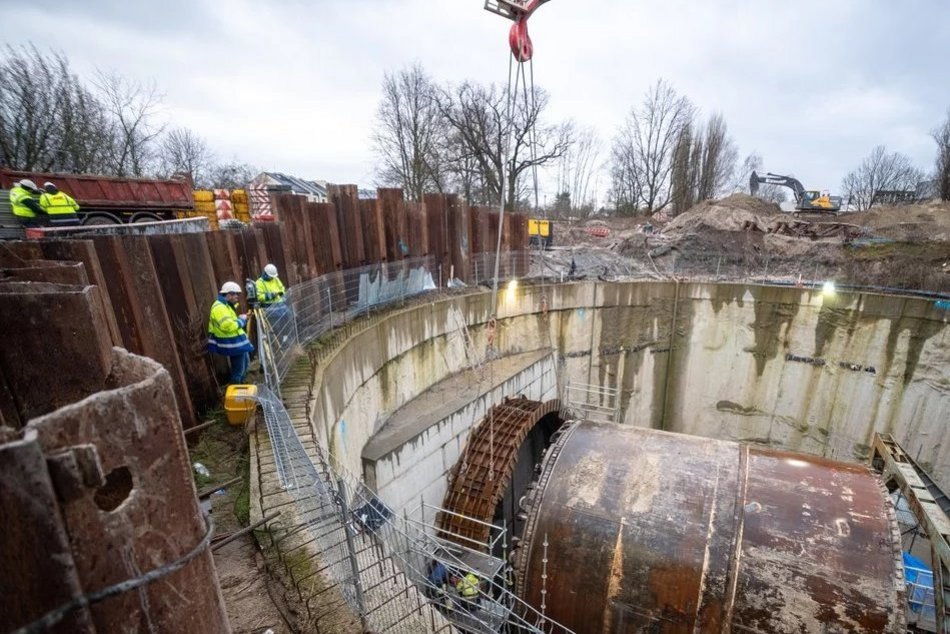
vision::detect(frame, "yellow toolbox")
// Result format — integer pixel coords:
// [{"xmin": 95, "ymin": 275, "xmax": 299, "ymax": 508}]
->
[{"xmin": 224, "ymin": 384, "xmax": 258, "ymax": 425}]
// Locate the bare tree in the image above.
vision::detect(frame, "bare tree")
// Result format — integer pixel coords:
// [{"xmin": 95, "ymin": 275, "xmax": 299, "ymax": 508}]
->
[
  {"xmin": 0, "ymin": 45, "xmax": 65, "ymax": 170},
  {"xmin": 555, "ymin": 125, "xmax": 600, "ymax": 216},
  {"xmin": 669, "ymin": 123, "xmax": 695, "ymax": 214},
  {"xmin": 696, "ymin": 112, "xmax": 738, "ymax": 201},
  {"xmin": 934, "ymin": 108, "xmax": 950, "ymax": 201},
  {"xmin": 158, "ymin": 127, "xmax": 214, "ymax": 187},
  {"xmin": 206, "ymin": 161, "xmax": 259, "ymax": 189},
  {"xmin": 372, "ymin": 64, "xmax": 449, "ymax": 201},
  {"xmin": 95, "ymin": 71, "xmax": 165, "ymax": 176},
  {"xmin": 439, "ymin": 80, "xmax": 572, "ymax": 209},
  {"xmin": 733, "ymin": 153, "xmax": 787, "ymax": 204},
  {"xmin": 609, "ymin": 79, "xmax": 695, "ymax": 215},
  {"xmin": 841, "ymin": 145, "xmax": 924, "ymax": 211}
]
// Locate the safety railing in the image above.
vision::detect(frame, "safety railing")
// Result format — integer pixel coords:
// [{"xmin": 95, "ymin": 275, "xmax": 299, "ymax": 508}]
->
[
  {"xmin": 252, "ymin": 247, "xmax": 948, "ymax": 632},
  {"xmin": 256, "ymin": 256, "xmax": 437, "ymax": 394},
  {"xmin": 254, "ymin": 384, "xmax": 576, "ymax": 633}
]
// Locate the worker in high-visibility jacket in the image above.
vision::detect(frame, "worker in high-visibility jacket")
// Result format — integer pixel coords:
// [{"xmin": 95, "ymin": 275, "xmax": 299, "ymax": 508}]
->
[
  {"xmin": 39, "ymin": 182, "xmax": 81, "ymax": 226},
  {"xmin": 255, "ymin": 263, "xmax": 291, "ymax": 343},
  {"xmin": 455, "ymin": 572, "xmax": 481, "ymax": 612},
  {"xmin": 9, "ymin": 179, "xmax": 46, "ymax": 227},
  {"xmin": 255, "ymin": 263, "xmax": 286, "ymax": 307},
  {"xmin": 207, "ymin": 281, "xmax": 255, "ymax": 384}
]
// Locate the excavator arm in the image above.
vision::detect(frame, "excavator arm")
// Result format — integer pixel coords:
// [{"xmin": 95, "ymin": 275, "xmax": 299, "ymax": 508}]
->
[
  {"xmin": 750, "ymin": 171, "xmax": 840, "ymax": 213},
  {"xmin": 749, "ymin": 171, "xmax": 806, "ymax": 200}
]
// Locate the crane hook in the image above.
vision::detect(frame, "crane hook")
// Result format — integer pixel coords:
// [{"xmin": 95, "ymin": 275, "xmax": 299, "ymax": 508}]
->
[{"xmin": 492, "ymin": 0, "xmax": 549, "ymax": 62}]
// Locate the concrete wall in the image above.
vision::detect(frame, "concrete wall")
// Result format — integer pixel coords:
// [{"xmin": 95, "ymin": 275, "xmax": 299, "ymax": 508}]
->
[
  {"xmin": 305, "ymin": 282, "xmax": 950, "ymax": 491},
  {"xmin": 364, "ymin": 353, "xmax": 558, "ymax": 518}
]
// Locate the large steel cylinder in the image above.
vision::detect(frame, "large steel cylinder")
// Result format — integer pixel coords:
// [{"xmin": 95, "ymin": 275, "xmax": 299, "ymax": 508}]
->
[{"xmin": 515, "ymin": 422, "xmax": 905, "ymax": 633}]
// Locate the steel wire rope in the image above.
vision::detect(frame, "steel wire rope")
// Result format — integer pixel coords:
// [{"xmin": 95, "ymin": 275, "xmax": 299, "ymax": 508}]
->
[{"xmin": 12, "ymin": 514, "xmax": 216, "ymax": 634}]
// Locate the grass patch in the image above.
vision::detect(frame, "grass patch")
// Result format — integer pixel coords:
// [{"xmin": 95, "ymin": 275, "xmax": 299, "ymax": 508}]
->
[
  {"xmin": 233, "ymin": 452, "xmax": 251, "ymax": 526},
  {"xmin": 188, "ymin": 406, "xmax": 251, "ymax": 527}
]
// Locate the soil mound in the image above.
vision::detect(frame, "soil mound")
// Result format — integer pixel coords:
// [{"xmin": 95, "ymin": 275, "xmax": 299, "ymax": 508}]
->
[
  {"xmin": 662, "ymin": 194, "xmax": 781, "ymax": 237},
  {"xmin": 851, "ymin": 200, "xmax": 950, "ymax": 242}
]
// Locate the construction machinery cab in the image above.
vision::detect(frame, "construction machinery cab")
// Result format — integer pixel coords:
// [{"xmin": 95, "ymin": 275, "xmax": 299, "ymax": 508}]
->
[
  {"xmin": 750, "ymin": 171, "xmax": 841, "ymax": 214},
  {"xmin": 527, "ymin": 218, "xmax": 553, "ymax": 249}
]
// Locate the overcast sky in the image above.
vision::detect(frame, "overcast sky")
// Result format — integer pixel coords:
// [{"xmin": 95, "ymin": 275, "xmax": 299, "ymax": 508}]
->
[{"xmin": 3, "ymin": 0, "xmax": 949, "ymax": 203}]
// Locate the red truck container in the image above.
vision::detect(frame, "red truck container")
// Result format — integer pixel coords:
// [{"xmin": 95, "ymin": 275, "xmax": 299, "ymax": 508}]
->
[{"xmin": 0, "ymin": 168, "xmax": 194, "ymax": 225}]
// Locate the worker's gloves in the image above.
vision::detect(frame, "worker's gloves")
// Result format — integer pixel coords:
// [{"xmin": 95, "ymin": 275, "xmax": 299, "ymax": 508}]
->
[
  {"xmin": 237, "ymin": 315, "xmax": 247, "ymax": 329},
  {"xmin": 264, "ymin": 292, "xmax": 275, "ymax": 301}
]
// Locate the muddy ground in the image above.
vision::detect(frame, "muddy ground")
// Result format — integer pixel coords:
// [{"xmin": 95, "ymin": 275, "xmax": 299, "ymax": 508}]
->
[
  {"xmin": 538, "ymin": 194, "xmax": 950, "ymax": 293},
  {"xmin": 190, "ymin": 417, "xmax": 298, "ymax": 634}
]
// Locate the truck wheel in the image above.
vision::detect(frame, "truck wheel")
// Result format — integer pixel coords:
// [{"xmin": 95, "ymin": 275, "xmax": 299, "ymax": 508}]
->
[
  {"xmin": 82, "ymin": 215, "xmax": 121, "ymax": 226},
  {"xmin": 130, "ymin": 213, "xmax": 162, "ymax": 223}
]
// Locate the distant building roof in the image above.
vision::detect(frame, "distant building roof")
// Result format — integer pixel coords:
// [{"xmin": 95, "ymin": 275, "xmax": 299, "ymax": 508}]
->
[{"xmin": 257, "ymin": 172, "xmax": 327, "ymax": 199}]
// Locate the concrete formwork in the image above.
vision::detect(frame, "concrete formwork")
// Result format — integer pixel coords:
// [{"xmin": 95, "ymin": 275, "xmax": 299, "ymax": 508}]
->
[{"xmin": 2, "ymin": 349, "xmax": 230, "ymax": 633}]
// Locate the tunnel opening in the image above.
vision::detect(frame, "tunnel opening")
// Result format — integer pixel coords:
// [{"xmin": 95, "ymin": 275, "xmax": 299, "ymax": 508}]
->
[{"xmin": 490, "ymin": 411, "xmax": 562, "ymax": 559}]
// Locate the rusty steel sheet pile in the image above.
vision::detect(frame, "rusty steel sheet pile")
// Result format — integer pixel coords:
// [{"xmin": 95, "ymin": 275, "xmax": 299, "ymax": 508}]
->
[
  {"xmin": 1, "ymin": 349, "xmax": 230, "ymax": 633},
  {"xmin": 514, "ymin": 422, "xmax": 905, "ymax": 633}
]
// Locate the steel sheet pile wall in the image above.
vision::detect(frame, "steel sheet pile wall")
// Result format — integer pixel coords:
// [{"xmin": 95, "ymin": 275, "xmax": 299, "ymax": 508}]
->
[
  {"xmin": 271, "ymin": 186, "xmax": 525, "ymax": 285},
  {"xmin": 424, "ymin": 192, "xmax": 449, "ymax": 276},
  {"xmin": 328, "ymin": 184, "xmax": 365, "ymax": 269},
  {"xmin": 516, "ymin": 421, "xmax": 906, "ymax": 633},
  {"xmin": 2, "ymin": 225, "xmax": 310, "ymax": 420},
  {"xmin": 0, "ymin": 283, "xmax": 228, "ymax": 632},
  {"xmin": 0, "ymin": 186, "xmax": 524, "ymax": 429}
]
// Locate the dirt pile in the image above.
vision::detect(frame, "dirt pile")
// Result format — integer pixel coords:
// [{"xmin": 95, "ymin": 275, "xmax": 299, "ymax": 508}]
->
[
  {"xmin": 851, "ymin": 200, "xmax": 950, "ymax": 242},
  {"xmin": 662, "ymin": 194, "xmax": 781, "ymax": 237}
]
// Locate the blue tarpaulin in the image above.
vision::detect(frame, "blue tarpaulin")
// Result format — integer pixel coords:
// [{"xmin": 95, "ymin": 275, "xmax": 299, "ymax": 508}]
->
[{"xmin": 904, "ymin": 552, "xmax": 936, "ymax": 620}]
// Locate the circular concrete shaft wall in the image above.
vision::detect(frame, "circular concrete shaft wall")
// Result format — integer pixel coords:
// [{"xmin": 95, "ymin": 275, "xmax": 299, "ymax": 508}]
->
[{"xmin": 515, "ymin": 421, "xmax": 905, "ymax": 633}]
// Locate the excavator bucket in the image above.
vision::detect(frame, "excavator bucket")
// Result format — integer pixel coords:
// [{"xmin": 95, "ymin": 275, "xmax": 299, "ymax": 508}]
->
[{"xmin": 749, "ymin": 171, "xmax": 760, "ymax": 195}]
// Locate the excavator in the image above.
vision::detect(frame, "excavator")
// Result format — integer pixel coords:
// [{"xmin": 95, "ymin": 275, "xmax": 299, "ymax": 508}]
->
[{"xmin": 750, "ymin": 171, "xmax": 842, "ymax": 214}]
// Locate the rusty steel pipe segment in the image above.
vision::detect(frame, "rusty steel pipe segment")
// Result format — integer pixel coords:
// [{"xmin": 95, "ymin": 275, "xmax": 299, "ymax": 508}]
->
[{"xmin": 514, "ymin": 422, "xmax": 905, "ymax": 633}]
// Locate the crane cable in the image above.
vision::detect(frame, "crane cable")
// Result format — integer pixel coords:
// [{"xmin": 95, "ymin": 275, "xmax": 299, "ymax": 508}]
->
[{"xmin": 490, "ymin": 1, "xmax": 550, "ymax": 477}]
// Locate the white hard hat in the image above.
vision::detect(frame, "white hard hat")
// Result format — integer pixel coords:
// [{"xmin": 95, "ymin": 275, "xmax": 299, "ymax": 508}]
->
[
  {"xmin": 18, "ymin": 179, "xmax": 38, "ymax": 190},
  {"xmin": 219, "ymin": 281, "xmax": 242, "ymax": 294},
  {"xmin": 264, "ymin": 263, "xmax": 278, "ymax": 278}
]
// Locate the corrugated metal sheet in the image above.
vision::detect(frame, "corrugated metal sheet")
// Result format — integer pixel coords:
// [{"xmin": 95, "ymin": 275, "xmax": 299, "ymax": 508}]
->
[
  {"xmin": 259, "ymin": 172, "xmax": 327, "ymax": 200},
  {"xmin": 0, "ymin": 169, "xmax": 194, "ymax": 210}
]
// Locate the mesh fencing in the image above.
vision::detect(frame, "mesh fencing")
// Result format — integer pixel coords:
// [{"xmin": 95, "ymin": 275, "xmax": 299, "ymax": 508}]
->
[
  {"xmin": 254, "ymin": 384, "xmax": 575, "ymax": 634},
  {"xmin": 256, "ymin": 256, "xmax": 437, "ymax": 394},
  {"xmin": 251, "ymin": 248, "xmax": 948, "ymax": 632}
]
